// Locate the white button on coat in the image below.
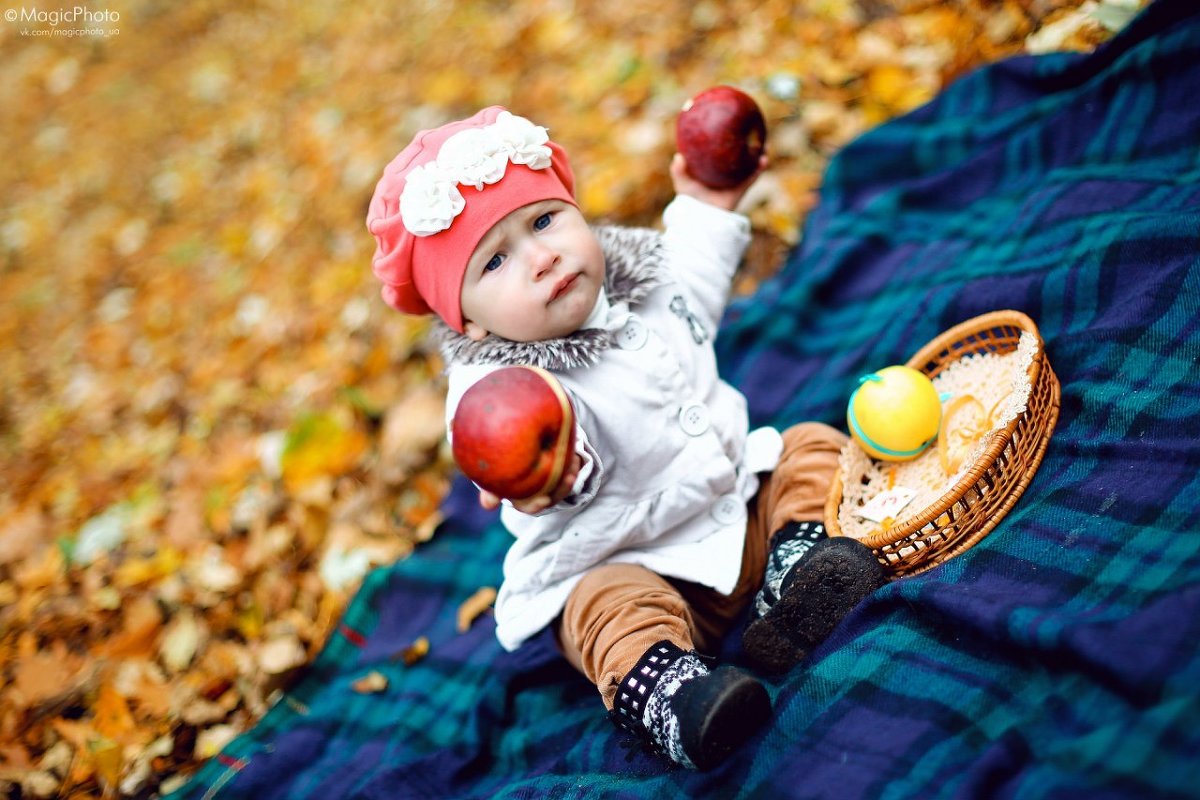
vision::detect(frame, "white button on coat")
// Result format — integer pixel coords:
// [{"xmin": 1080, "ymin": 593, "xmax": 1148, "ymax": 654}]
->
[
  {"xmin": 616, "ymin": 317, "xmax": 648, "ymax": 350},
  {"xmin": 678, "ymin": 403, "xmax": 711, "ymax": 436},
  {"xmin": 710, "ymin": 494, "xmax": 746, "ymax": 526}
]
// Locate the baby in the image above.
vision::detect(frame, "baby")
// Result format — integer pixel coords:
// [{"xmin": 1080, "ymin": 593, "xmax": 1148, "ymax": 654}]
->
[{"xmin": 367, "ymin": 106, "xmax": 885, "ymax": 771}]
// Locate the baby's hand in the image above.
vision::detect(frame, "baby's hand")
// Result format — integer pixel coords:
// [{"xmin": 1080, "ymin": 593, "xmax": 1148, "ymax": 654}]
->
[
  {"xmin": 670, "ymin": 152, "xmax": 768, "ymax": 212},
  {"xmin": 478, "ymin": 452, "xmax": 583, "ymax": 515}
]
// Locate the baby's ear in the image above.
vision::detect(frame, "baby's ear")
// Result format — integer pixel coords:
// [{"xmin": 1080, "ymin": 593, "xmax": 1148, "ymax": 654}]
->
[{"xmin": 463, "ymin": 320, "xmax": 489, "ymax": 342}]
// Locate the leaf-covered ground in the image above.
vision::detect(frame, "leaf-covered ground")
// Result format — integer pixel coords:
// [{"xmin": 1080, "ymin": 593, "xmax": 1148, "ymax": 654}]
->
[{"xmin": 0, "ymin": 1, "xmax": 1140, "ymax": 796}]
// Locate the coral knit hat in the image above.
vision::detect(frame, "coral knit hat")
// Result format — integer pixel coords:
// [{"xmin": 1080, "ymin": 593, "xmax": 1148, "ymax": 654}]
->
[{"xmin": 366, "ymin": 107, "xmax": 577, "ymax": 333}]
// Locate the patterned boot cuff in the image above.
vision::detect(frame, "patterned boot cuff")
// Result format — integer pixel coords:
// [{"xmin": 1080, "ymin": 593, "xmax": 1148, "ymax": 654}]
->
[
  {"xmin": 754, "ymin": 520, "xmax": 827, "ymax": 619},
  {"xmin": 610, "ymin": 640, "xmax": 708, "ymax": 769}
]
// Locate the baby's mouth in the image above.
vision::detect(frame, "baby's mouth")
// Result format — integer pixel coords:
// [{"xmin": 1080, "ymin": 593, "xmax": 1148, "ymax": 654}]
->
[{"xmin": 549, "ymin": 273, "xmax": 578, "ymax": 303}]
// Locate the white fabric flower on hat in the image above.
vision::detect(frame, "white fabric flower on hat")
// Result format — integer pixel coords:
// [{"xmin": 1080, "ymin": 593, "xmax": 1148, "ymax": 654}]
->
[
  {"xmin": 397, "ymin": 111, "xmax": 555, "ymax": 237},
  {"xmin": 399, "ymin": 162, "xmax": 466, "ymax": 237},
  {"xmin": 436, "ymin": 128, "xmax": 508, "ymax": 191},
  {"xmin": 490, "ymin": 111, "xmax": 553, "ymax": 170}
]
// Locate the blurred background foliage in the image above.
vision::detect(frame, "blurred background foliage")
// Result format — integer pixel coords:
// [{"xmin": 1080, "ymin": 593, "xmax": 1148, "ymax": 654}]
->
[{"xmin": 0, "ymin": 0, "xmax": 1137, "ymax": 796}]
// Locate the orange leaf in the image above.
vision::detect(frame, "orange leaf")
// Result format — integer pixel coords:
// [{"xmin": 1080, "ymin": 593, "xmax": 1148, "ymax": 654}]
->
[
  {"xmin": 98, "ymin": 594, "xmax": 162, "ymax": 659},
  {"xmin": 127, "ymin": 667, "xmax": 173, "ymax": 719},
  {"xmin": 393, "ymin": 636, "xmax": 429, "ymax": 666},
  {"xmin": 51, "ymin": 717, "xmax": 96, "ymax": 752},
  {"xmin": 456, "ymin": 586, "xmax": 497, "ymax": 633},
  {"xmin": 92, "ymin": 683, "xmax": 136, "ymax": 742},
  {"xmin": 351, "ymin": 671, "xmax": 389, "ymax": 694},
  {"xmin": 0, "ymin": 508, "xmax": 48, "ymax": 566},
  {"xmin": 11, "ymin": 647, "xmax": 85, "ymax": 706}
]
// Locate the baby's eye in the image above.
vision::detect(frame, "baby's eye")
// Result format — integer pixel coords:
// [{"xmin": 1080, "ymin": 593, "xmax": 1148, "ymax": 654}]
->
[
  {"xmin": 484, "ymin": 254, "xmax": 504, "ymax": 272},
  {"xmin": 533, "ymin": 212, "xmax": 554, "ymax": 231}
]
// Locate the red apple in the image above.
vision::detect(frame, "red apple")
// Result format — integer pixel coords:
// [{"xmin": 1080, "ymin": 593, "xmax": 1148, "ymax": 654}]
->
[
  {"xmin": 676, "ymin": 86, "xmax": 767, "ymax": 189},
  {"xmin": 451, "ymin": 366, "xmax": 577, "ymax": 501}
]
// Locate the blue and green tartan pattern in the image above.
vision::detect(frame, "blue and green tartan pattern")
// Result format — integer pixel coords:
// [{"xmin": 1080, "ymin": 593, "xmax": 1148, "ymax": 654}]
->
[{"xmin": 171, "ymin": 1, "xmax": 1200, "ymax": 797}]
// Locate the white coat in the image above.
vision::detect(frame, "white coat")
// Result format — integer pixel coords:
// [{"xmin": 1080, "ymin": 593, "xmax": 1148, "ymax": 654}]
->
[{"xmin": 441, "ymin": 196, "xmax": 782, "ymax": 651}]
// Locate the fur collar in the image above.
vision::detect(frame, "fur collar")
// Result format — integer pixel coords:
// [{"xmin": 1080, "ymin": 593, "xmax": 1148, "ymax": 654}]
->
[{"xmin": 435, "ymin": 225, "xmax": 665, "ymax": 371}]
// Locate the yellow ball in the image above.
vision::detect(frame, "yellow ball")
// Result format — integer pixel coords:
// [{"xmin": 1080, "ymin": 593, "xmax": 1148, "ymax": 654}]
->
[{"xmin": 847, "ymin": 365, "xmax": 942, "ymax": 461}]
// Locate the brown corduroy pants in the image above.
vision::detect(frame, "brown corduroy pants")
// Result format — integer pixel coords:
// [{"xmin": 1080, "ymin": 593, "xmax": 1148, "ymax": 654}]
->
[{"xmin": 555, "ymin": 422, "xmax": 847, "ymax": 708}]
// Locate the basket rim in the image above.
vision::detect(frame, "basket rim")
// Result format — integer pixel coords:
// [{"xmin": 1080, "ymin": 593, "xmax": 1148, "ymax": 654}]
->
[
  {"xmin": 906, "ymin": 309, "xmax": 1044, "ymax": 375},
  {"xmin": 827, "ymin": 309, "xmax": 1048, "ymax": 550}
]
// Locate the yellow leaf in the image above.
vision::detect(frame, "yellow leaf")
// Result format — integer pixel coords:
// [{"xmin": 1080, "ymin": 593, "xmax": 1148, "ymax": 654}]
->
[
  {"xmin": 866, "ymin": 64, "xmax": 911, "ymax": 108},
  {"xmin": 236, "ymin": 603, "xmax": 264, "ymax": 640},
  {"xmin": 87, "ymin": 737, "xmax": 123, "ymax": 792},
  {"xmin": 113, "ymin": 546, "xmax": 184, "ymax": 588},
  {"xmin": 864, "ymin": 65, "xmax": 936, "ymax": 125},
  {"xmin": 280, "ymin": 412, "xmax": 368, "ymax": 491}
]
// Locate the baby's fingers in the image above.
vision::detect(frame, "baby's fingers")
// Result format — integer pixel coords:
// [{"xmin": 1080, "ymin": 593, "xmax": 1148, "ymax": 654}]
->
[{"xmin": 511, "ymin": 495, "xmax": 552, "ymax": 515}]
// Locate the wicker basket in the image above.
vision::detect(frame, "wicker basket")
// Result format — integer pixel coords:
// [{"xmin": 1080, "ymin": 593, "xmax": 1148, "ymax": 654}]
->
[{"xmin": 825, "ymin": 310, "xmax": 1061, "ymax": 577}]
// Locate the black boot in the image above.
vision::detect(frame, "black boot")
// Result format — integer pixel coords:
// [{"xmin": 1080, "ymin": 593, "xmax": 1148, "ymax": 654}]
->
[
  {"xmin": 609, "ymin": 640, "xmax": 771, "ymax": 771},
  {"xmin": 742, "ymin": 522, "xmax": 886, "ymax": 673}
]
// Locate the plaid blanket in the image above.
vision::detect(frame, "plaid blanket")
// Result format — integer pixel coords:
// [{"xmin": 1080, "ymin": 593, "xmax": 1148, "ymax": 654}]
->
[{"xmin": 172, "ymin": 1, "xmax": 1200, "ymax": 797}]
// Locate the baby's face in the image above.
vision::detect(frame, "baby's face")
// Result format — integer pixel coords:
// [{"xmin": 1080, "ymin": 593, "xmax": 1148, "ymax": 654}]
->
[{"xmin": 460, "ymin": 200, "xmax": 605, "ymax": 342}]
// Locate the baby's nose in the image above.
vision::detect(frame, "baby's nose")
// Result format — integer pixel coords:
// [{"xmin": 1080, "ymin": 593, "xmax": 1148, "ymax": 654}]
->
[{"xmin": 529, "ymin": 243, "xmax": 559, "ymax": 276}]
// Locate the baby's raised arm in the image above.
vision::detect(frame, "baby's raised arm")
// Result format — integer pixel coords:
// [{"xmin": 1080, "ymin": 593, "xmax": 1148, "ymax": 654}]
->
[{"xmin": 669, "ymin": 152, "xmax": 768, "ymax": 212}]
